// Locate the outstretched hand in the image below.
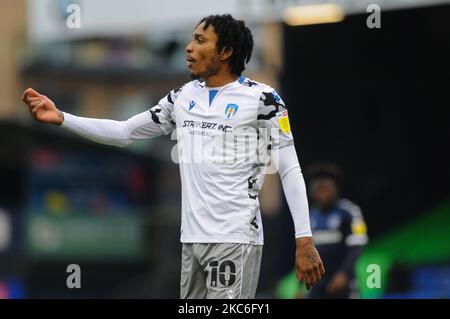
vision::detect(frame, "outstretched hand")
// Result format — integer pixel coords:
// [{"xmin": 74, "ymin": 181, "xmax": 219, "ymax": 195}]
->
[{"xmin": 22, "ymin": 88, "xmax": 64, "ymax": 125}]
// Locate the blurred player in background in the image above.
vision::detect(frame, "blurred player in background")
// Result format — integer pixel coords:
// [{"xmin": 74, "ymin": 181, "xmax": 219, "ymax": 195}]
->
[
  {"xmin": 304, "ymin": 163, "xmax": 368, "ymax": 298},
  {"xmin": 21, "ymin": 14, "xmax": 324, "ymax": 299}
]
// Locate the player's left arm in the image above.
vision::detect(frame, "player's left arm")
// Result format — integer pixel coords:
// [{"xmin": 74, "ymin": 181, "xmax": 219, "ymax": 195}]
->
[
  {"xmin": 273, "ymin": 144, "xmax": 325, "ymax": 290},
  {"xmin": 338, "ymin": 200, "xmax": 368, "ymax": 274},
  {"xmin": 326, "ymin": 201, "xmax": 368, "ymax": 294},
  {"xmin": 259, "ymin": 86, "xmax": 325, "ymax": 289}
]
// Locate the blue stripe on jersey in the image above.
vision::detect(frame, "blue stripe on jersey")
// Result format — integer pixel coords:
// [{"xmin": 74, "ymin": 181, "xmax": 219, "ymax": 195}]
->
[
  {"xmin": 238, "ymin": 76, "xmax": 246, "ymax": 84},
  {"xmin": 209, "ymin": 89, "xmax": 218, "ymax": 107}
]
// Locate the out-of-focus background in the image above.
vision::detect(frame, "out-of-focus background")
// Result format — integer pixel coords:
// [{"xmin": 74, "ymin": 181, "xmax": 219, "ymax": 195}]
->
[{"xmin": 0, "ymin": 0, "xmax": 449, "ymax": 299}]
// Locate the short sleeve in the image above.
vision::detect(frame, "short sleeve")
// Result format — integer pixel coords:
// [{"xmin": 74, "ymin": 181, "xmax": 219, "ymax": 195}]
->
[
  {"xmin": 339, "ymin": 199, "xmax": 369, "ymax": 247},
  {"xmin": 257, "ymin": 86, "xmax": 294, "ymax": 150},
  {"xmin": 147, "ymin": 85, "xmax": 183, "ymax": 135}
]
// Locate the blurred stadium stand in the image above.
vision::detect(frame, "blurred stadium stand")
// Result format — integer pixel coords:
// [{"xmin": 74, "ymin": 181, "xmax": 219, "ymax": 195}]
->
[{"xmin": 0, "ymin": 122, "xmax": 182, "ymax": 297}]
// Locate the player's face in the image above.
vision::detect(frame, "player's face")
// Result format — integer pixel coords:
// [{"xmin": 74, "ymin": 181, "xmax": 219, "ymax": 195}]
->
[
  {"xmin": 310, "ymin": 178, "xmax": 338, "ymax": 209},
  {"xmin": 185, "ymin": 22, "xmax": 222, "ymax": 80}
]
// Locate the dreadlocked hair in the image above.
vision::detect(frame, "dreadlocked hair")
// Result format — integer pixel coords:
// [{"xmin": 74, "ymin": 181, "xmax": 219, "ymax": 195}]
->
[{"xmin": 199, "ymin": 14, "xmax": 254, "ymax": 76}]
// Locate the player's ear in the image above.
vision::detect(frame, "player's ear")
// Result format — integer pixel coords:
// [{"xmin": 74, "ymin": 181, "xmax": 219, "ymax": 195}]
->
[{"xmin": 219, "ymin": 46, "xmax": 233, "ymax": 61}]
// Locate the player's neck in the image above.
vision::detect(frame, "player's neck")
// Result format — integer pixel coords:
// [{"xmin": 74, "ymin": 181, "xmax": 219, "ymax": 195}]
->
[{"xmin": 205, "ymin": 69, "xmax": 239, "ymax": 88}]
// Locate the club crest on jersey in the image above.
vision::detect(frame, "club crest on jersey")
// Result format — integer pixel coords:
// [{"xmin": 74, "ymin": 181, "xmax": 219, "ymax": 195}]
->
[{"xmin": 225, "ymin": 104, "xmax": 238, "ymax": 119}]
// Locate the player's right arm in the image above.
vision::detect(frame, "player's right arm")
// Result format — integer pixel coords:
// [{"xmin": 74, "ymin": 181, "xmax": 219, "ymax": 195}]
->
[{"xmin": 22, "ymin": 87, "xmax": 180, "ymax": 148}]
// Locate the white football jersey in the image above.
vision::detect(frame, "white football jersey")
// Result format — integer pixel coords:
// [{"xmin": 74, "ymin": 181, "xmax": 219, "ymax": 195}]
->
[{"xmin": 148, "ymin": 76, "xmax": 294, "ymax": 245}]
